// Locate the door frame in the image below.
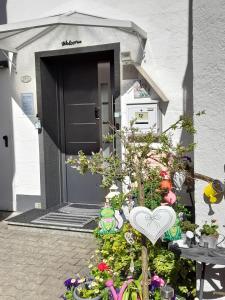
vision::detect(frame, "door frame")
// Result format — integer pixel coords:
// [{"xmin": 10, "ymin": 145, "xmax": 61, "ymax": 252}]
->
[{"xmin": 35, "ymin": 43, "xmax": 120, "ymax": 209}]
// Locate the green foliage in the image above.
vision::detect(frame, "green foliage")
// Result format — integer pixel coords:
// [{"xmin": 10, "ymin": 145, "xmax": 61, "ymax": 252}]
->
[
  {"xmin": 200, "ymin": 220, "xmax": 219, "ymax": 236},
  {"xmin": 66, "ymin": 116, "xmax": 199, "ymax": 299},
  {"xmin": 180, "ymin": 221, "xmax": 198, "ymax": 233},
  {"xmin": 143, "ymin": 169, "xmax": 162, "ymax": 210},
  {"xmin": 149, "ymin": 244, "xmax": 196, "ymax": 298},
  {"xmin": 110, "ymin": 193, "xmax": 126, "ymax": 210},
  {"xmin": 63, "ymin": 289, "xmax": 74, "ymax": 300}
]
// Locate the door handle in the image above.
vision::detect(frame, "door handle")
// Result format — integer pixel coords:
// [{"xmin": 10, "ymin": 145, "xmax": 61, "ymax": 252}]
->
[
  {"xmin": 95, "ymin": 107, "xmax": 100, "ymax": 120},
  {"xmin": 3, "ymin": 135, "xmax": 8, "ymax": 147}
]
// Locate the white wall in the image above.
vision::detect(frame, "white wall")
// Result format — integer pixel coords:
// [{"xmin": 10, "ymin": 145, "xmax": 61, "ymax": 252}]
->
[
  {"xmin": 193, "ymin": 0, "xmax": 225, "ymax": 298},
  {"xmin": 5, "ymin": 0, "xmax": 189, "ymax": 208}
]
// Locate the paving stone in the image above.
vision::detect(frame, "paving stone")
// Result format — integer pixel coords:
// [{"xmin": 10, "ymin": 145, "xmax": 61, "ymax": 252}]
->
[{"xmin": 0, "ymin": 224, "xmax": 95, "ymax": 299}]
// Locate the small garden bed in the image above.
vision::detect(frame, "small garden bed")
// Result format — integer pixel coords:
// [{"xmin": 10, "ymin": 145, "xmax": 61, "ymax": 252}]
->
[{"xmin": 61, "ymin": 113, "xmax": 220, "ymax": 300}]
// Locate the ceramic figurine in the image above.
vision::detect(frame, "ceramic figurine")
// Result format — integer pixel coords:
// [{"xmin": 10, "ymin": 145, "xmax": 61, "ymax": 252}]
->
[
  {"xmin": 164, "ymin": 218, "xmax": 182, "ymax": 241},
  {"xmin": 99, "ymin": 207, "xmax": 118, "ymax": 234}
]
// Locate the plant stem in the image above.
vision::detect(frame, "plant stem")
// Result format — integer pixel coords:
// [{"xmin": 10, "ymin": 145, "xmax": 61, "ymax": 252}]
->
[{"xmin": 137, "ymin": 172, "xmax": 150, "ymax": 300}]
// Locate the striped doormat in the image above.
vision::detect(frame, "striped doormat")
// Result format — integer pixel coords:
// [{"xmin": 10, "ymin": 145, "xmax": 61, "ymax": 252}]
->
[{"xmin": 31, "ymin": 203, "xmax": 100, "ymax": 229}]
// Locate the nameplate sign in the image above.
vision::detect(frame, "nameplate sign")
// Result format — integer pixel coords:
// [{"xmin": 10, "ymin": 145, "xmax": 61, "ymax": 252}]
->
[{"xmin": 61, "ymin": 40, "xmax": 82, "ymax": 46}]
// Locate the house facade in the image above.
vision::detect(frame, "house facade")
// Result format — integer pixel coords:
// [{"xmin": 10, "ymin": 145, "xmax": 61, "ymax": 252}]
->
[{"xmin": 0, "ymin": 0, "xmax": 225, "ymax": 297}]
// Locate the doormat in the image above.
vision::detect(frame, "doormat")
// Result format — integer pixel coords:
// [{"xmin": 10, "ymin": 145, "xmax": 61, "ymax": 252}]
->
[
  {"xmin": 31, "ymin": 203, "xmax": 100, "ymax": 229},
  {"xmin": 32, "ymin": 212, "xmax": 95, "ymax": 228},
  {"xmin": 58, "ymin": 203, "xmax": 100, "ymax": 216},
  {"xmin": 6, "ymin": 203, "xmax": 100, "ymax": 232}
]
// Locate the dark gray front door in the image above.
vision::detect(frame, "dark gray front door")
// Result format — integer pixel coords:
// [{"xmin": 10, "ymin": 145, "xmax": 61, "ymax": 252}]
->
[{"xmin": 61, "ymin": 54, "xmax": 112, "ymax": 204}]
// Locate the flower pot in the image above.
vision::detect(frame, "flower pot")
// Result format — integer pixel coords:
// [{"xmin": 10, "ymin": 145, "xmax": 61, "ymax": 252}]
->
[
  {"xmin": 199, "ymin": 234, "xmax": 218, "ymax": 249},
  {"xmin": 73, "ymin": 282, "xmax": 102, "ymax": 300}
]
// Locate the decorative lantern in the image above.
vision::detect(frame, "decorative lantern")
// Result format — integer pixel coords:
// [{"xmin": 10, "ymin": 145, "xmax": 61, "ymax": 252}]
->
[{"xmin": 105, "ymin": 184, "xmax": 120, "ymax": 204}]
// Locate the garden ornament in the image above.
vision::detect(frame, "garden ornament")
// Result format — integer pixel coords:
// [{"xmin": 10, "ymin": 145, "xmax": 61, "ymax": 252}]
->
[
  {"xmin": 203, "ymin": 180, "xmax": 224, "ymax": 203},
  {"xmin": 163, "ymin": 190, "xmax": 176, "ymax": 205},
  {"xmin": 121, "ymin": 196, "xmax": 135, "ymax": 221},
  {"xmin": 164, "ymin": 218, "xmax": 182, "ymax": 241},
  {"xmin": 160, "ymin": 179, "xmax": 172, "ymax": 191},
  {"xmin": 124, "ymin": 232, "xmax": 135, "ymax": 245},
  {"xmin": 114, "ymin": 210, "xmax": 124, "ymax": 229},
  {"xmin": 105, "ymin": 278, "xmax": 134, "ymax": 300},
  {"xmin": 106, "ymin": 184, "xmax": 120, "ymax": 205},
  {"xmin": 160, "ymin": 285, "xmax": 174, "ymax": 300},
  {"xmin": 129, "ymin": 206, "xmax": 176, "ymax": 245},
  {"xmin": 99, "ymin": 207, "xmax": 118, "ymax": 234},
  {"xmin": 173, "ymin": 171, "xmax": 186, "ymax": 191}
]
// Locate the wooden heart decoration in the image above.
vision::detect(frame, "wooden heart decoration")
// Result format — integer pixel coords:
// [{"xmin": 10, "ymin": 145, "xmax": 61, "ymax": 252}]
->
[{"xmin": 129, "ymin": 206, "xmax": 176, "ymax": 245}]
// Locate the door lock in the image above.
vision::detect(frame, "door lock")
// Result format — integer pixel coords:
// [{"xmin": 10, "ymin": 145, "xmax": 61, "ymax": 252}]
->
[{"xmin": 95, "ymin": 107, "xmax": 100, "ymax": 120}]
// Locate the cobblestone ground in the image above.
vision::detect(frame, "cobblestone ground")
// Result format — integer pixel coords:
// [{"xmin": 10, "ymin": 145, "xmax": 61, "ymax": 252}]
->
[{"xmin": 0, "ymin": 222, "xmax": 96, "ymax": 300}]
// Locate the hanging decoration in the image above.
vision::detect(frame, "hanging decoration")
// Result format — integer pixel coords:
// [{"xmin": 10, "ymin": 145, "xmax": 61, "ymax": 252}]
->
[
  {"xmin": 129, "ymin": 206, "xmax": 176, "ymax": 245},
  {"xmin": 173, "ymin": 171, "xmax": 186, "ymax": 191},
  {"xmin": 163, "ymin": 190, "xmax": 177, "ymax": 205}
]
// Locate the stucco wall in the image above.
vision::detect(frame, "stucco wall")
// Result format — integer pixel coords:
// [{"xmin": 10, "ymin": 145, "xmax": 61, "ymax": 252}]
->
[
  {"xmin": 193, "ymin": 0, "xmax": 225, "ymax": 298},
  {"xmin": 4, "ymin": 0, "xmax": 189, "ymax": 209}
]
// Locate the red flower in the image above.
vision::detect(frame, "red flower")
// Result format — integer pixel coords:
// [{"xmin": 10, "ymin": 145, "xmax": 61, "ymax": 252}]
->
[
  {"xmin": 97, "ymin": 262, "xmax": 109, "ymax": 272},
  {"xmin": 160, "ymin": 171, "xmax": 168, "ymax": 178}
]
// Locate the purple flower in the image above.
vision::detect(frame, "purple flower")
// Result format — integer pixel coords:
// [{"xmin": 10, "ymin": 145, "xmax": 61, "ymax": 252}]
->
[
  {"xmin": 182, "ymin": 156, "xmax": 192, "ymax": 162},
  {"xmin": 150, "ymin": 275, "xmax": 165, "ymax": 292},
  {"xmin": 64, "ymin": 278, "xmax": 79, "ymax": 290}
]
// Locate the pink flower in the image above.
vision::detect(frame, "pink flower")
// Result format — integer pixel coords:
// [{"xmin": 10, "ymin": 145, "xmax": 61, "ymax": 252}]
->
[{"xmin": 152, "ymin": 275, "xmax": 165, "ymax": 287}]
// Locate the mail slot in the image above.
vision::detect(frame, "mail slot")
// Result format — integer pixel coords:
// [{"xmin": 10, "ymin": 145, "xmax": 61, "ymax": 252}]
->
[{"xmin": 127, "ymin": 103, "xmax": 159, "ymax": 133}]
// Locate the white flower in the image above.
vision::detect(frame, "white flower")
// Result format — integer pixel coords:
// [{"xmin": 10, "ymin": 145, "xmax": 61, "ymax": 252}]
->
[
  {"xmin": 78, "ymin": 278, "xmax": 85, "ymax": 284},
  {"xmin": 88, "ymin": 264, "xmax": 93, "ymax": 269},
  {"xmin": 71, "ymin": 278, "xmax": 76, "ymax": 284},
  {"xmin": 90, "ymin": 282, "xmax": 98, "ymax": 287}
]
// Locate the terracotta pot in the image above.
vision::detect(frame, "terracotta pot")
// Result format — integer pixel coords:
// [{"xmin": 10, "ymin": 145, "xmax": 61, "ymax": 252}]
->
[{"xmin": 160, "ymin": 179, "xmax": 172, "ymax": 190}]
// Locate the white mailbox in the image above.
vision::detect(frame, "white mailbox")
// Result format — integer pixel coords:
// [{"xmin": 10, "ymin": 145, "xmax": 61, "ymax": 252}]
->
[
  {"xmin": 127, "ymin": 99, "xmax": 159, "ymax": 133},
  {"xmin": 121, "ymin": 82, "xmax": 161, "ymax": 134}
]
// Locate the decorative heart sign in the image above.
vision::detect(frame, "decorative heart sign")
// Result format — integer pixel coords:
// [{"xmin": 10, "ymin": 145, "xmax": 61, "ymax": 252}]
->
[{"xmin": 129, "ymin": 206, "xmax": 176, "ymax": 245}]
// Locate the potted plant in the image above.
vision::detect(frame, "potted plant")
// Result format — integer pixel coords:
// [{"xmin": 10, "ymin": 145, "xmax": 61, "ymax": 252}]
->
[
  {"xmin": 180, "ymin": 221, "xmax": 198, "ymax": 247},
  {"xmin": 73, "ymin": 281, "xmax": 104, "ymax": 300},
  {"xmin": 199, "ymin": 220, "xmax": 219, "ymax": 248}
]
